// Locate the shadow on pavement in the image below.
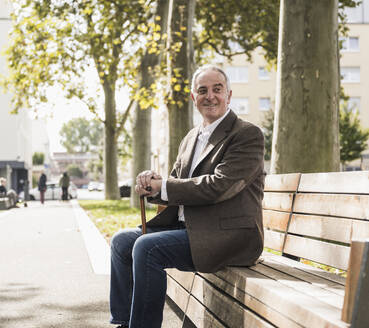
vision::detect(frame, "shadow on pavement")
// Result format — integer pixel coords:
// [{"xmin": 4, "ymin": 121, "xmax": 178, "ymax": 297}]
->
[{"xmin": 0, "ymin": 283, "xmax": 110, "ymax": 328}]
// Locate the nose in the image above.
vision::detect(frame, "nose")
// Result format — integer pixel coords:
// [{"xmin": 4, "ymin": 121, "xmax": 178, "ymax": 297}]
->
[{"xmin": 206, "ymin": 90, "xmax": 215, "ymax": 100}]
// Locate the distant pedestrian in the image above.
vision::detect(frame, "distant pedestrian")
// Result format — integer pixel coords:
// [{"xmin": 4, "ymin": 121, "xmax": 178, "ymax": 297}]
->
[
  {"xmin": 0, "ymin": 177, "xmax": 7, "ymax": 197},
  {"xmin": 59, "ymin": 172, "xmax": 70, "ymax": 201},
  {"xmin": 38, "ymin": 172, "xmax": 47, "ymax": 204}
]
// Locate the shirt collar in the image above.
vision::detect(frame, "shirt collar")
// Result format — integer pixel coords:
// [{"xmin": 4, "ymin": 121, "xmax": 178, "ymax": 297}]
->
[{"xmin": 199, "ymin": 108, "xmax": 230, "ymax": 136}]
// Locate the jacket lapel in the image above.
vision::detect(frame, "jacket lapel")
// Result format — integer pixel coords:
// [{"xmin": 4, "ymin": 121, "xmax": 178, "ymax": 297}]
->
[{"xmin": 180, "ymin": 126, "xmax": 200, "ymax": 178}]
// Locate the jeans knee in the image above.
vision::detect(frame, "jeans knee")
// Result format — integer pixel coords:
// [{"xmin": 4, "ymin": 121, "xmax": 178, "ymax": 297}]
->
[{"xmin": 111, "ymin": 229, "xmax": 138, "ymax": 258}]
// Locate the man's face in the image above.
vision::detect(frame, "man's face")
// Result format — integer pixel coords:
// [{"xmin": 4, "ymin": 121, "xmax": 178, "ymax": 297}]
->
[{"xmin": 191, "ymin": 69, "xmax": 232, "ymax": 126}]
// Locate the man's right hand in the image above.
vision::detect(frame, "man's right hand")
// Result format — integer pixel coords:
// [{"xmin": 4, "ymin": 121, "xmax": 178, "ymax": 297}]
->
[{"xmin": 135, "ymin": 170, "xmax": 162, "ymax": 196}]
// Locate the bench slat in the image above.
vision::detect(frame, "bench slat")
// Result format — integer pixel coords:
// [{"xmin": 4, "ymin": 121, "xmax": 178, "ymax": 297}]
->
[
  {"xmin": 200, "ymin": 272, "xmax": 302, "ymax": 328},
  {"xmin": 262, "ymin": 252, "xmax": 346, "ymax": 286},
  {"xmin": 250, "ymin": 261, "xmax": 343, "ymax": 309},
  {"xmin": 261, "ymin": 252, "xmax": 345, "ymax": 297},
  {"xmin": 215, "ymin": 267, "xmax": 348, "ymax": 328},
  {"xmin": 264, "ymin": 229, "xmax": 285, "ymax": 251},
  {"xmin": 166, "ymin": 269, "xmax": 195, "ymax": 292},
  {"xmin": 293, "ymin": 194, "xmax": 369, "ymax": 220},
  {"xmin": 298, "ymin": 171, "xmax": 369, "ymax": 194},
  {"xmin": 288, "ymin": 214, "xmax": 352, "ymax": 244},
  {"xmin": 265, "ymin": 173, "xmax": 301, "ymax": 192},
  {"xmin": 191, "ymin": 274, "xmax": 275, "ymax": 328},
  {"xmin": 283, "ymin": 235, "xmax": 350, "ymax": 270},
  {"xmin": 167, "ymin": 274, "xmax": 190, "ymax": 313},
  {"xmin": 263, "ymin": 192, "xmax": 295, "ymax": 212},
  {"xmin": 185, "ymin": 296, "xmax": 226, "ymax": 328},
  {"xmin": 263, "ymin": 209, "xmax": 290, "ymax": 232}
]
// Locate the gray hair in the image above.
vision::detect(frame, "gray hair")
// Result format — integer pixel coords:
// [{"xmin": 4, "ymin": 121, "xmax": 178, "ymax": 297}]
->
[{"xmin": 191, "ymin": 65, "xmax": 231, "ymax": 93}]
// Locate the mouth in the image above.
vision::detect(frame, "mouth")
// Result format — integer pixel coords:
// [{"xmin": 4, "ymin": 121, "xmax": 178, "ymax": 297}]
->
[{"xmin": 203, "ymin": 103, "xmax": 217, "ymax": 108}]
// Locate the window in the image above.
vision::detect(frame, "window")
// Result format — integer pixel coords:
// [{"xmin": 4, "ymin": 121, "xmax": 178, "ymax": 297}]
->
[
  {"xmin": 343, "ymin": 0, "xmax": 369, "ymax": 23},
  {"xmin": 341, "ymin": 67, "xmax": 360, "ymax": 83},
  {"xmin": 225, "ymin": 67, "xmax": 248, "ymax": 83},
  {"xmin": 230, "ymin": 98, "xmax": 249, "ymax": 114},
  {"xmin": 341, "ymin": 97, "xmax": 361, "ymax": 113},
  {"xmin": 259, "ymin": 98, "xmax": 271, "ymax": 111},
  {"xmin": 258, "ymin": 67, "xmax": 270, "ymax": 80},
  {"xmin": 340, "ymin": 36, "xmax": 359, "ymax": 52}
]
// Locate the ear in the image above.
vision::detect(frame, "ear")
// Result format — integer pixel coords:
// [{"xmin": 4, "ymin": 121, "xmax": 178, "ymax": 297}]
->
[
  {"xmin": 227, "ymin": 90, "xmax": 232, "ymax": 104},
  {"xmin": 191, "ymin": 93, "xmax": 195, "ymax": 102}
]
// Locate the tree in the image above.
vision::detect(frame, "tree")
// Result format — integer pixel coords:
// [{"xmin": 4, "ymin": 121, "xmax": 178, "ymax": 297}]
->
[
  {"xmin": 32, "ymin": 152, "xmax": 45, "ymax": 165},
  {"xmin": 165, "ymin": 0, "xmax": 196, "ymax": 170},
  {"xmin": 67, "ymin": 164, "xmax": 84, "ymax": 178},
  {"xmin": 261, "ymin": 110, "xmax": 274, "ymax": 161},
  {"xmin": 339, "ymin": 103, "xmax": 369, "ymax": 168},
  {"xmin": 270, "ymin": 0, "xmax": 340, "ymax": 174},
  {"xmin": 60, "ymin": 117, "xmax": 103, "ymax": 153},
  {"xmin": 130, "ymin": 0, "xmax": 169, "ymax": 207},
  {"xmin": 195, "ymin": 0, "xmax": 280, "ymax": 63},
  {"xmin": 3, "ymin": 0, "xmax": 154, "ymax": 200}
]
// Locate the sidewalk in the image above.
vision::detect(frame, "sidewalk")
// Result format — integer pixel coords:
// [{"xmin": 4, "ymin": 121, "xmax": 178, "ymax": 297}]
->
[{"xmin": 0, "ymin": 200, "xmax": 182, "ymax": 328}]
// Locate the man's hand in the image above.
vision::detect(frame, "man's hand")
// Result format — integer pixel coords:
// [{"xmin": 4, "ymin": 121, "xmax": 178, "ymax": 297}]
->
[{"xmin": 135, "ymin": 170, "xmax": 162, "ymax": 196}]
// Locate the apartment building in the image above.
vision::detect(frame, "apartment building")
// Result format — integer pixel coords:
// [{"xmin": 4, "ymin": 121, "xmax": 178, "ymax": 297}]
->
[{"xmin": 0, "ymin": 0, "xmax": 33, "ymax": 193}]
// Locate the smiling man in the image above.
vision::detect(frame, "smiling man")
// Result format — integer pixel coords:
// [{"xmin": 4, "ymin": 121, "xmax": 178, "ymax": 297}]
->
[{"xmin": 109, "ymin": 65, "xmax": 265, "ymax": 328}]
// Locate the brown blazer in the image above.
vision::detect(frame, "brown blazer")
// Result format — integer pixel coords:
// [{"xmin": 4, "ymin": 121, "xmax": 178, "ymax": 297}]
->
[{"xmin": 147, "ymin": 110, "xmax": 265, "ymax": 273}]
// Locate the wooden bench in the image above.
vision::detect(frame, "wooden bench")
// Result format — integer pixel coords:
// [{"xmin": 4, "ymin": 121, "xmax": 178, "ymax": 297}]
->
[
  {"xmin": 165, "ymin": 171, "xmax": 369, "ymax": 328},
  {"xmin": 0, "ymin": 197, "xmax": 11, "ymax": 210}
]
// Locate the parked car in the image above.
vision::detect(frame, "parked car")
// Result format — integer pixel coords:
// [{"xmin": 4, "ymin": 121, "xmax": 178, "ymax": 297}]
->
[
  {"xmin": 98, "ymin": 182, "xmax": 104, "ymax": 191},
  {"xmin": 119, "ymin": 179, "xmax": 132, "ymax": 198},
  {"xmin": 88, "ymin": 181, "xmax": 100, "ymax": 191},
  {"xmin": 19, "ymin": 181, "xmax": 78, "ymax": 201}
]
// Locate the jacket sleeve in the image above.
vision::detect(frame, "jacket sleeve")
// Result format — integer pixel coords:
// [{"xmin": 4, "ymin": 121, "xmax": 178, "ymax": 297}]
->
[{"xmin": 166, "ymin": 125, "xmax": 264, "ymax": 206}]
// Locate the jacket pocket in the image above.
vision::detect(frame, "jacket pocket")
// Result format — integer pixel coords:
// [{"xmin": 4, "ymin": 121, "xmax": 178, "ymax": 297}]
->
[{"xmin": 219, "ymin": 216, "xmax": 256, "ymax": 229}]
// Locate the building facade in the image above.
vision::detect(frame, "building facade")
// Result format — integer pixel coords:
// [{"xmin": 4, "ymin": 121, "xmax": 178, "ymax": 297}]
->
[{"xmin": 0, "ymin": 0, "xmax": 33, "ymax": 193}]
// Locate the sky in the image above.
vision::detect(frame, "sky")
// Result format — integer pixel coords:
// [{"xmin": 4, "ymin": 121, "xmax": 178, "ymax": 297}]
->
[
  {"xmin": 45, "ymin": 101, "xmax": 96, "ymax": 153},
  {"xmin": 42, "ymin": 83, "xmax": 130, "ymax": 153}
]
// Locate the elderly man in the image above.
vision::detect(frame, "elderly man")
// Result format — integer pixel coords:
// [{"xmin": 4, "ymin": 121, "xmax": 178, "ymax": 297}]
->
[{"xmin": 110, "ymin": 65, "xmax": 265, "ymax": 328}]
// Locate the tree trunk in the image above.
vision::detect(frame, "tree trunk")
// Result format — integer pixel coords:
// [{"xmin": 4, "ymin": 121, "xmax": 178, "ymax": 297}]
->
[
  {"xmin": 167, "ymin": 0, "xmax": 195, "ymax": 172},
  {"xmin": 271, "ymin": 0, "xmax": 340, "ymax": 174},
  {"xmin": 130, "ymin": 0, "xmax": 169, "ymax": 208},
  {"xmin": 103, "ymin": 81, "xmax": 120, "ymax": 199}
]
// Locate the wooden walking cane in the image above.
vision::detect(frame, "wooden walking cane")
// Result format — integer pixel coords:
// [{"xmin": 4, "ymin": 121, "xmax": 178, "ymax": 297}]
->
[{"xmin": 139, "ymin": 186, "xmax": 151, "ymax": 234}]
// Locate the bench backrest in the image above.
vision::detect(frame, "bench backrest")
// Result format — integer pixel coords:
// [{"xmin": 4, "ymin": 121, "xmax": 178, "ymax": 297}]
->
[{"xmin": 263, "ymin": 171, "xmax": 369, "ymax": 271}]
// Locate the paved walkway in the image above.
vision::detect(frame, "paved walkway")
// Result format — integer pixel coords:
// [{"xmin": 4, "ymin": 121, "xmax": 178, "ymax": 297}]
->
[{"xmin": 0, "ymin": 201, "xmax": 182, "ymax": 328}]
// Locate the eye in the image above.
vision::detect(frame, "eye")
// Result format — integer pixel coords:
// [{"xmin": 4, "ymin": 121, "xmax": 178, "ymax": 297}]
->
[
  {"xmin": 198, "ymin": 88, "xmax": 207, "ymax": 95},
  {"xmin": 214, "ymin": 87, "xmax": 221, "ymax": 93}
]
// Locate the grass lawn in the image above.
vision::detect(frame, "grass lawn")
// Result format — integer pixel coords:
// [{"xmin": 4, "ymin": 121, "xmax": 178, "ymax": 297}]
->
[{"xmin": 78, "ymin": 199, "xmax": 157, "ymax": 243}]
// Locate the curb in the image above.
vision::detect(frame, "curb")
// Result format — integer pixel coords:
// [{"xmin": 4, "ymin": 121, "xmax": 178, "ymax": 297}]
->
[{"xmin": 71, "ymin": 199, "xmax": 111, "ymax": 275}]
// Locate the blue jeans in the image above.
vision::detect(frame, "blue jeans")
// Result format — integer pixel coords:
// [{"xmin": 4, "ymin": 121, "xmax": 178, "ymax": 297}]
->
[{"xmin": 110, "ymin": 225, "xmax": 195, "ymax": 328}]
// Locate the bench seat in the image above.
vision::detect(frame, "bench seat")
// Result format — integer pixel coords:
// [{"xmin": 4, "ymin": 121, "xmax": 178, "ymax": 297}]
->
[{"xmin": 0, "ymin": 197, "xmax": 11, "ymax": 210}]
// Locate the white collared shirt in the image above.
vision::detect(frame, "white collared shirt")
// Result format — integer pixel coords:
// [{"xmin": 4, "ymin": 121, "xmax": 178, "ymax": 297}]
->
[{"xmin": 161, "ymin": 109, "xmax": 230, "ymax": 221}]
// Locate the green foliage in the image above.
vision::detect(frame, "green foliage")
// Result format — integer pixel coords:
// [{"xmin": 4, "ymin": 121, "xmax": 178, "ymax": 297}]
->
[
  {"xmin": 78, "ymin": 199, "xmax": 156, "ymax": 241},
  {"xmin": 339, "ymin": 103, "xmax": 369, "ymax": 166},
  {"xmin": 2, "ymin": 0, "xmax": 154, "ymax": 113},
  {"xmin": 261, "ymin": 110, "xmax": 274, "ymax": 161},
  {"xmin": 32, "ymin": 152, "xmax": 45, "ymax": 165},
  {"xmin": 32, "ymin": 173, "xmax": 38, "ymax": 188},
  {"xmin": 67, "ymin": 164, "xmax": 84, "ymax": 178},
  {"xmin": 195, "ymin": 0, "xmax": 360, "ymax": 65},
  {"xmin": 60, "ymin": 117, "xmax": 103, "ymax": 153},
  {"xmin": 195, "ymin": 0, "xmax": 279, "ymax": 64}
]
